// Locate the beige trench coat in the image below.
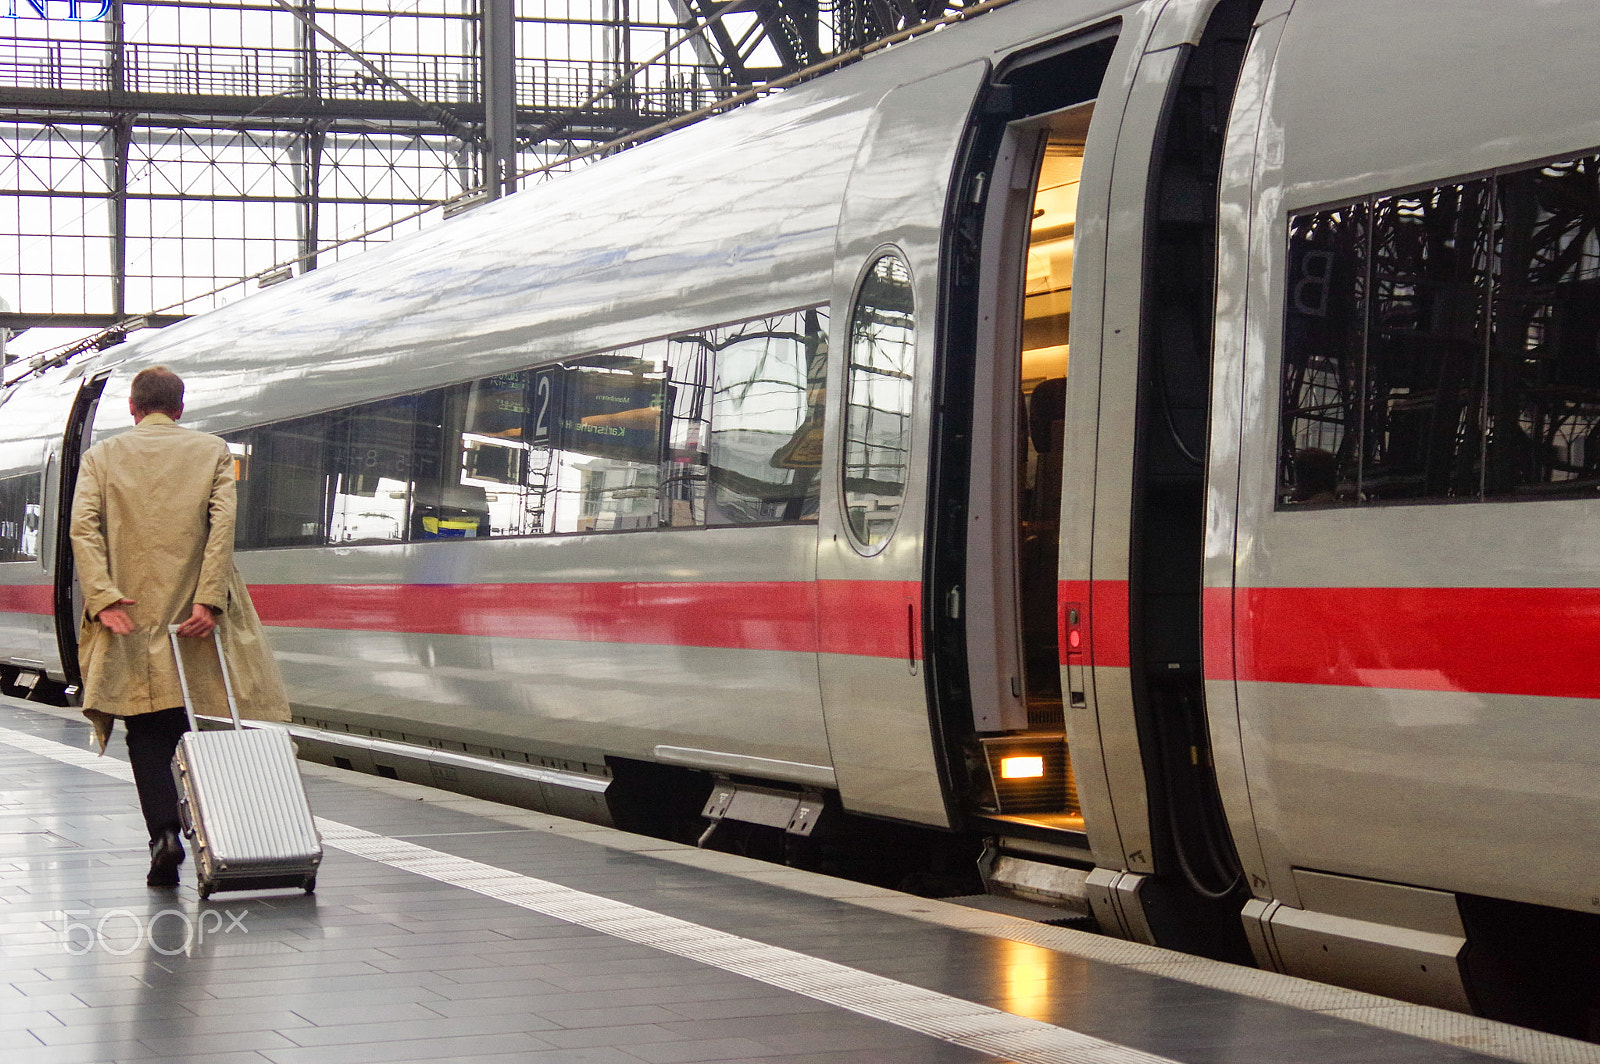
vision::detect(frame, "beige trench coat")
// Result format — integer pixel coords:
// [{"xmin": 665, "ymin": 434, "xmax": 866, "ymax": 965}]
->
[{"xmin": 69, "ymin": 413, "xmax": 290, "ymax": 751}]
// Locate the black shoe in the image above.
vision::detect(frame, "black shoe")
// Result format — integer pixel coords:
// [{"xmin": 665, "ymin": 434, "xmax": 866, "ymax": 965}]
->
[{"xmin": 147, "ymin": 829, "xmax": 183, "ymax": 888}]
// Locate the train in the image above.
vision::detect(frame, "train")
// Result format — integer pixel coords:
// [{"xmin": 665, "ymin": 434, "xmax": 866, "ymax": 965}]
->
[{"xmin": 4, "ymin": 0, "xmax": 1600, "ymax": 1039}]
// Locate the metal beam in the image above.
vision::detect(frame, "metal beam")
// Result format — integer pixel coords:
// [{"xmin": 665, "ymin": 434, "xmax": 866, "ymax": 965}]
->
[
  {"xmin": 482, "ymin": 0, "xmax": 516, "ymax": 198},
  {"xmin": 109, "ymin": 0, "xmax": 127, "ymax": 318},
  {"xmin": 296, "ymin": 124, "xmax": 326, "ymax": 271},
  {"xmin": 0, "ymin": 90, "xmax": 662, "ymax": 140},
  {"xmin": 0, "ymin": 312, "xmax": 188, "ymax": 331},
  {"xmin": 108, "ymin": 115, "xmax": 130, "ymax": 319}
]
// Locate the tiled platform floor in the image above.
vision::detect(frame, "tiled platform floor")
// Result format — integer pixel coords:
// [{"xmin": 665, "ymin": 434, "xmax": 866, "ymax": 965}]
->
[{"xmin": 1, "ymin": 696, "xmax": 1592, "ymax": 1064}]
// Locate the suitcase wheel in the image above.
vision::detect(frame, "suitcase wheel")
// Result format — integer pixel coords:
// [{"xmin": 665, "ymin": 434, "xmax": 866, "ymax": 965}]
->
[
  {"xmin": 304, "ymin": 875, "xmax": 316, "ymax": 894},
  {"xmin": 199, "ymin": 879, "xmax": 215, "ymax": 901}
]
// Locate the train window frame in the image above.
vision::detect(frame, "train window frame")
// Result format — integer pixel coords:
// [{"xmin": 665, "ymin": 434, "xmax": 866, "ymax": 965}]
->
[
  {"xmin": 1276, "ymin": 148, "xmax": 1600, "ymax": 510},
  {"xmin": 842, "ymin": 248, "xmax": 917, "ymax": 555}
]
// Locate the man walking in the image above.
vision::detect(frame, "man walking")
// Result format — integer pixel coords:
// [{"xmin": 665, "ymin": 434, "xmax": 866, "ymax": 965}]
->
[{"xmin": 70, "ymin": 365, "xmax": 289, "ymax": 887}]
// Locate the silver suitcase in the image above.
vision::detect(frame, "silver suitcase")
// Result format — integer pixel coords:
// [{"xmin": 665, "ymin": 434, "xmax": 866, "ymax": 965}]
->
[{"xmin": 169, "ymin": 625, "xmax": 321, "ymax": 899}]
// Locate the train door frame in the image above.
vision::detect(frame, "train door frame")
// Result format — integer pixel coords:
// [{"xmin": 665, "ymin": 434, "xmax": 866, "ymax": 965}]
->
[
  {"xmin": 927, "ymin": 23, "xmax": 1121, "ymax": 849},
  {"xmin": 816, "ymin": 59, "xmax": 993, "ymax": 829},
  {"xmin": 961, "ymin": 102, "xmax": 1097, "ymax": 739},
  {"xmin": 48, "ymin": 366, "xmax": 111, "ymax": 694},
  {"xmin": 959, "ymin": 116, "xmax": 1034, "ymax": 739},
  {"xmin": 932, "ymin": 0, "xmax": 1265, "ymax": 961},
  {"xmin": 959, "ymin": 100, "xmax": 1098, "ymax": 830},
  {"xmin": 1087, "ymin": 0, "xmax": 1261, "ymax": 958}
]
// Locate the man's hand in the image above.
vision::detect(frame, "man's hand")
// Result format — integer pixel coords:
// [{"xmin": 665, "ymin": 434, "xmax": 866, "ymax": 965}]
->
[
  {"xmin": 96, "ymin": 600, "xmax": 137, "ymax": 635},
  {"xmin": 175, "ymin": 603, "xmax": 219, "ymax": 638}
]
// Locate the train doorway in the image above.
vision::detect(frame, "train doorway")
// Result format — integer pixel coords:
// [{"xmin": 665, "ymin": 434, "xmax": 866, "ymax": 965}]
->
[
  {"xmin": 934, "ymin": 1, "xmax": 1257, "ymax": 956},
  {"xmin": 929, "ymin": 29, "xmax": 1115, "ymax": 845},
  {"xmin": 964, "ymin": 105, "xmax": 1093, "ymax": 831}
]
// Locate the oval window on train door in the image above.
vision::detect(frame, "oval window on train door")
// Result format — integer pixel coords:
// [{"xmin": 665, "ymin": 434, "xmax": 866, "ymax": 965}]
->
[{"xmin": 842, "ymin": 249, "xmax": 915, "ymax": 553}]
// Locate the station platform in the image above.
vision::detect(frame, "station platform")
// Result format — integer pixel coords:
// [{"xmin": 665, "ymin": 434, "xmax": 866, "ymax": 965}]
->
[{"xmin": 1, "ymin": 695, "xmax": 1594, "ymax": 1064}]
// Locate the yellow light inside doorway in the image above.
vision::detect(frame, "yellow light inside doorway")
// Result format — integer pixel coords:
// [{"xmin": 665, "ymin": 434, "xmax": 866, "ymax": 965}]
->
[{"xmin": 999, "ymin": 755, "xmax": 1045, "ymax": 779}]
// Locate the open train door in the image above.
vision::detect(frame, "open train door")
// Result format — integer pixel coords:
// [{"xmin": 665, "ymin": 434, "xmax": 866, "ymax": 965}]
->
[
  {"xmin": 928, "ymin": 20, "xmax": 1125, "ymax": 866},
  {"xmin": 925, "ymin": 0, "xmax": 1265, "ymax": 960},
  {"xmin": 1065, "ymin": 0, "xmax": 1261, "ymax": 958},
  {"xmin": 815, "ymin": 61, "xmax": 991, "ymax": 828},
  {"xmin": 47, "ymin": 365, "xmax": 111, "ymax": 696}
]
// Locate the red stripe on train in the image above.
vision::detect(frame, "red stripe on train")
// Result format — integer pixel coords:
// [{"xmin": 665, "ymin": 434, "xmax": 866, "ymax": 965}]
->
[
  {"xmin": 0, "ymin": 584, "xmax": 52, "ymax": 615},
  {"xmin": 1202, "ymin": 586, "xmax": 1235, "ymax": 682},
  {"xmin": 249, "ymin": 579, "xmax": 920, "ymax": 659},
  {"xmin": 816, "ymin": 580, "xmax": 921, "ymax": 660},
  {"xmin": 1058, "ymin": 579, "xmax": 1131, "ymax": 667},
  {"xmin": 16, "ymin": 578, "xmax": 1596, "ymax": 696},
  {"xmin": 1228, "ymin": 586, "xmax": 1600, "ymax": 699}
]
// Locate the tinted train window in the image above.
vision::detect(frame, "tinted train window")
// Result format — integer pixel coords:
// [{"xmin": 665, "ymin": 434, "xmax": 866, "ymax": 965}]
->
[
  {"xmin": 843, "ymin": 252, "xmax": 916, "ymax": 549},
  {"xmin": 1280, "ymin": 151, "xmax": 1600, "ymax": 506},
  {"xmin": 1487, "ymin": 158, "xmax": 1600, "ymax": 496},
  {"xmin": 225, "ymin": 306, "xmax": 824, "ymax": 548},
  {"xmin": 456, "ymin": 374, "xmax": 535, "ymax": 535},
  {"xmin": 1365, "ymin": 180, "xmax": 1493, "ymax": 500},
  {"xmin": 329, "ymin": 394, "xmax": 428, "ymax": 544},
  {"xmin": 701, "ymin": 309, "xmax": 828, "ymax": 525},
  {"xmin": 1282, "ymin": 206, "xmax": 1366, "ymax": 503},
  {"xmin": 231, "ymin": 417, "xmax": 331, "ymax": 547},
  {"xmin": 536, "ymin": 350, "xmax": 671, "ymax": 532},
  {"xmin": 0, "ymin": 473, "xmax": 42, "ymax": 563}
]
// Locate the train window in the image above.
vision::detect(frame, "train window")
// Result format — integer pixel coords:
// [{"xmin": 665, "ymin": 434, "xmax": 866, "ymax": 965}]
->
[
  {"xmin": 456, "ymin": 373, "xmax": 537, "ymax": 536},
  {"xmin": 662, "ymin": 337, "xmax": 712, "ymax": 528},
  {"xmin": 1282, "ymin": 205, "xmax": 1366, "ymax": 503},
  {"xmin": 533, "ymin": 349, "xmax": 669, "ymax": 533},
  {"xmin": 1279, "ymin": 151, "xmax": 1600, "ymax": 507},
  {"xmin": 0, "ymin": 473, "xmax": 42, "ymax": 563},
  {"xmin": 843, "ymin": 251, "xmax": 916, "ymax": 549},
  {"xmin": 230, "ymin": 416, "xmax": 332, "ymax": 547},
  {"xmin": 223, "ymin": 306, "xmax": 825, "ymax": 547},
  {"xmin": 1365, "ymin": 180, "xmax": 1493, "ymax": 500},
  {"xmin": 410, "ymin": 387, "xmax": 498, "ymax": 539},
  {"xmin": 703, "ymin": 309, "xmax": 829, "ymax": 525},
  {"xmin": 1485, "ymin": 157, "xmax": 1600, "ymax": 497},
  {"xmin": 330, "ymin": 395, "xmax": 427, "ymax": 544}
]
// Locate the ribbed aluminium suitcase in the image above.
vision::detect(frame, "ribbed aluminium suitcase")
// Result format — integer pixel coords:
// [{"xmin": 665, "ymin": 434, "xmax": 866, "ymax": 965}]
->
[{"xmin": 169, "ymin": 626, "xmax": 321, "ymax": 899}]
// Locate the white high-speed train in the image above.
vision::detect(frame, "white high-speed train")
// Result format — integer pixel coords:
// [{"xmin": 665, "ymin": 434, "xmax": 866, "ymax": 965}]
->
[{"xmin": 5, "ymin": 0, "xmax": 1600, "ymax": 1036}]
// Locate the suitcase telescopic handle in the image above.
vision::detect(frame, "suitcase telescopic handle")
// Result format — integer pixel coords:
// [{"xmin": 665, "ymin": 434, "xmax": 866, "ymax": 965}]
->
[{"xmin": 168, "ymin": 624, "xmax": 243, "ymax": 732}]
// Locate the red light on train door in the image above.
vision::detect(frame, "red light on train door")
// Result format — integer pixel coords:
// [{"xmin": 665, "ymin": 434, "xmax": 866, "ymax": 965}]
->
[{"xmin": 1062, "ymin": 601, "xmax": 1086, "ymax": 708}]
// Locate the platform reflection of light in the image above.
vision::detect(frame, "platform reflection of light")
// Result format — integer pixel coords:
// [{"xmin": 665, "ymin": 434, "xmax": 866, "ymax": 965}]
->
[{"xmin": 996, "ymin": 937, "xmax": 1055, "ymax": 1021}]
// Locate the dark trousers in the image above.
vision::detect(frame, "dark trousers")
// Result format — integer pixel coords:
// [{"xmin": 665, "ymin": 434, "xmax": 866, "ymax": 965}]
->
[{"xmin": 124, "ymin": 707, "xmax": 190, "ymax": 842}]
